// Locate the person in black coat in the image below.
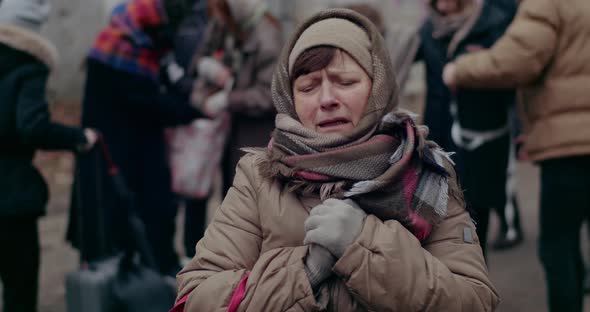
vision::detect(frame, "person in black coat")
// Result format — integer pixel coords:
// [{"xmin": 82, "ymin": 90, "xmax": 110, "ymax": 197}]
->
[
  {"xmin": 417, "ymin": 0, "xmax": 518, "ymax": 256},
  {"xmin": 67, "ymin": 0, "xmax": 204, "ymax": 277},
  {"xmin": 0, "ymin": 0, "xmax": 97, "ymax": 310}
]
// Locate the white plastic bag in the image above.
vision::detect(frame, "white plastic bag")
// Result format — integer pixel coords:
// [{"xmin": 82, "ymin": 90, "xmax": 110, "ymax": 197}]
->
[{"xmin": 166, "ymin": 113, "xmax": 231, "ymax": 199}]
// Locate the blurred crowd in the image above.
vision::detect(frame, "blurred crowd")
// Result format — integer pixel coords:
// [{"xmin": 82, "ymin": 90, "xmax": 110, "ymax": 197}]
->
[{"xmin": 1, "ymin": 0, "xmax": 589, "ymax": 311}]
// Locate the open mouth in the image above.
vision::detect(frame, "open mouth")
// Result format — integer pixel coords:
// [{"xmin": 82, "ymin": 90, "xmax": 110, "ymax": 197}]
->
[{"xmin": 318, "ymin": 118, "xmax": 351, "ymax": 129}]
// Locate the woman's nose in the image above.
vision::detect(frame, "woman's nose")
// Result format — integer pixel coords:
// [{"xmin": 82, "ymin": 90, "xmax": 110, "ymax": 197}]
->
[{"xmin": 319, "ymin": 82, "xmax": 339, "ymax": 110}]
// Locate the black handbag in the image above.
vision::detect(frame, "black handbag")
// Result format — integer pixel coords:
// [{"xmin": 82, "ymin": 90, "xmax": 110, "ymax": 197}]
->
[{"xmin": 66, "ymin": 135, "xmax": 175, "ymax": 312}]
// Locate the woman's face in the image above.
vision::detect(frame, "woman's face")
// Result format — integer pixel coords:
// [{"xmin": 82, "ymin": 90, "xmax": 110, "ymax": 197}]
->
[
  {"xmin": 435, "ymin": 0, "xmax": 461, "ymax": 15},
  {"xmin": 293, "ymin": 51, "xmax": 372, "ymax": 134}
]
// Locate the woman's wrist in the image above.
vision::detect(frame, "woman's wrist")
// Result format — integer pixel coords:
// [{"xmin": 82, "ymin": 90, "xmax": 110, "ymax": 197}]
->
[{"xmin": 304, "ymin": 244, "xmax": 335, "ymax": 290}]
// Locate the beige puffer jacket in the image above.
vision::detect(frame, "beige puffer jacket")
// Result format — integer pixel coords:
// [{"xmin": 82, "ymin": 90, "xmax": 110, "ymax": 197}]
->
[
  {"xmin": 176, "ymin": 154, "xmax": 499, "ymax": 311},
  {"xmin": 454, "ymin": 0, "xmax": 590, "ymax": 161}
]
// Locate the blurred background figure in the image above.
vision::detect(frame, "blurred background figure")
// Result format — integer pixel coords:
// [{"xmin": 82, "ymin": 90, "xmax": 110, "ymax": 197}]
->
[
  {"xmin": 67, "ymin": 0, "xmax": 204, "ymax": 277},
  {"xmin": 190, "ymin": 0, "xmax": 282, "ymax": 195},
  {"xmin": 444, "ymin": 0, "xmax": 590, "ymax": 309},
  {"xmin": 415, "ymin": 0, "xmax": 457, "ymax": 155},
  {"xmin": 0, "ymin": 0, "xmax": 97, "ymax": 310},
  {"xmin": 417, "ymin": 0, "xmax": 520, "ymax": 256},
  {"xmin": 488, "ymin": 0, "xmax": 524, "ymax": 252},
  {"xmin": 159, "ymin": 0, "xmax": 210, "ymax": 261}
]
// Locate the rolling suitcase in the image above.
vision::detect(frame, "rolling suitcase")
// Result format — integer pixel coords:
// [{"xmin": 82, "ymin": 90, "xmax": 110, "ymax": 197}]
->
[{"xmin": 65, "ymin": 257, "xmax": 119, "ymax": 312}]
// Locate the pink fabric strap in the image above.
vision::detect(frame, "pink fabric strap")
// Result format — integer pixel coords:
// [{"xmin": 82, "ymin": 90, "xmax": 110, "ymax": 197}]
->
[
  {"xmin": 228, "ymin": 272, "xmax": 251, "ymax": 312},
  {"xmin": 169, "ymin": 292, "xmax": 190, "ymax": 312},
  {"xmin": 168, "ymin": 271, "xmax": 250, "ymax": 312}
]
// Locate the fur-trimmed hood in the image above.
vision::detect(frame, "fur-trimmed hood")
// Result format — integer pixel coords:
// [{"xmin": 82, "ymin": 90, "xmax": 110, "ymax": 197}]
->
[{"xmin": 0, "ymin": 24, "xmax": 58, "ymax": 70}]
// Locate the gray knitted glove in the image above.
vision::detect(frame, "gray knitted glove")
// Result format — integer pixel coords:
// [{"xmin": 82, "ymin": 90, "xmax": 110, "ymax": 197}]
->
[
  {"xmin": 304, "ymin": 244, "xmax": 335, "ymax": 290},
  {"xmin": 304, "ymin": 199, "xmax": 367, "ymax": 258},
  {"xmin": 203, "ymin": 91, "xmax": 229, "ymax": 117}
]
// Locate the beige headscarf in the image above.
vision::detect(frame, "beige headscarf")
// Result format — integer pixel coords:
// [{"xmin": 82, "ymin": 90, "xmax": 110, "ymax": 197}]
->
[{"xmin": 270, "ymin": 8, "xmax": 399, "ymax": 152}]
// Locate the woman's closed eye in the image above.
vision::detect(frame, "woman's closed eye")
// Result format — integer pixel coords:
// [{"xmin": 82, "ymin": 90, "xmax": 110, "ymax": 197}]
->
[
  {"xmin": 298, "ymin": 84, "xmax": 315, "ymax": 93},
  {"xmin": 338, "ymin": 79, "xmax": 358, "ymax": 86},
  {"xmin": 332, "ymin": 74, "xmax": 360, "ymax": 87},
  {"xmin": 296, "ymin": 80, "xmax": 319, "ymax": 93}
]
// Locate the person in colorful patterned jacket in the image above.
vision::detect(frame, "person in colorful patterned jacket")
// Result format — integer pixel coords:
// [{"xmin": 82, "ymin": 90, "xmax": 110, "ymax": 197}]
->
[
  {"xmin": 171, "ymin": 8, "xmax": 498, "ymax": 312},
  {"xmin": 67, "ymin": 0, "xmax": 204, "ymax": 277}
]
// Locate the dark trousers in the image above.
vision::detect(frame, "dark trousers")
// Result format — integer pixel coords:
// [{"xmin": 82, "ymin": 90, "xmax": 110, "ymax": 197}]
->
[
  {"xmin": 493, "ymin": 140, "xmax": 523, "ymax": 240},
  {"xmin": 0, "ymin": 216, "xmax": 39, "ymax": 312},
  {"xmin": 539, "ymin": 155, "xmax": 590, "ymax": 312},
  {"xmin": 183, "ymin": 198, "xmax": 208, "ymax": 258},
  {"xmin": 497, "ymin": 194, "xmax": 522, "ymax": 237},
  {"xmin": 498, "ymin": 102, "xmax": 523, "ymax": 238},
  {"xmin": 457, "ymin": 134, "xmax": 510, "ymax": 256}
]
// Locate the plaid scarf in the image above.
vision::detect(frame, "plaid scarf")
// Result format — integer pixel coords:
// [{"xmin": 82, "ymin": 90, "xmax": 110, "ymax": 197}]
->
[
  {"xmin": 253, "ymin": 111, "xmax": 453, "ymax": 241},
  {"xmin": 88, "ymin": 0, "xmax": 169, "ymax": 80},
  {"xmin": 247, "ymin": 9, "xmax": 457, "ymax": 241}
]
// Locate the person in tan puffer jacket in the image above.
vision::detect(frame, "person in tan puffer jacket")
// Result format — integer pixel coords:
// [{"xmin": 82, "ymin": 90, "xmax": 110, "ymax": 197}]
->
[
  {"xmin": 443, "ymin": 0, "xmax": 590, "ymax": 311},
  {"xmin": 172, "ymin": 8, "xmax": 499, "ymax": 312}
]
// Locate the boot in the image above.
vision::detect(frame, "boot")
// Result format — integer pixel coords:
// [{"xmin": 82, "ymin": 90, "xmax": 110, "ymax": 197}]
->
[{"xmin": 491, "ymin": 226, "xmax": 523, "ymax": 250}]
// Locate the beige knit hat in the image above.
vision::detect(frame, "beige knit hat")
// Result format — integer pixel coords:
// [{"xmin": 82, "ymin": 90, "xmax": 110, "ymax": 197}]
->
[
  {"xmin": 288, "ymin": 18, "xmax": 372, "ymax": 78},
  {"xmin": 272, "ymin": 8, "xmax": 399, "ymax": 138}
]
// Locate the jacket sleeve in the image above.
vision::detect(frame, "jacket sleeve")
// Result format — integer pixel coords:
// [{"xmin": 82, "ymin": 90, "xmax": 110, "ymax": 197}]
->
[
  {"xmin": 454, "ymin": 0, "xmax": 559, "ymax": 88},
  {"xmin": 332, "ymin": 175, "xmax": 499, "ymax": 311},
  {"xmin": 15, "ymin": 69, "xmax": 86, "ymax": 151},
  {"xmin": 226, "ymin": 28, "xmax": 281, "ymax": 117},
  {"xmin": 113, "ymin": 71, "xmax": 204, "ymax": 127},
  {"xmin": 177, "ymin": 155, "xmax": 320, "ymax": 312}
]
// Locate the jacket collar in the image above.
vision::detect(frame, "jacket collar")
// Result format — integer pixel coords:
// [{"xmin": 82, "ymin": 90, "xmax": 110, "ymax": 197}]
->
[{"xmin": 0, "ymin": 24, "xmax": 58, "ymax": 71}]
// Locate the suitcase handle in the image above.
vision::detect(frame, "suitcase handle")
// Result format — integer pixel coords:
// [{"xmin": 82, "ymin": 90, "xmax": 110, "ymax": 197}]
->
[
  {"xmin": 95, "ymin": 135, "xmax": 133, "ymax": 202},
  {"xmin": 77, "ymin": 134, "xmax": 158, "ymax": 271},
  {"xmin": 96, "ymin": 134, "xmax": 119, "ymax": 177}
]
